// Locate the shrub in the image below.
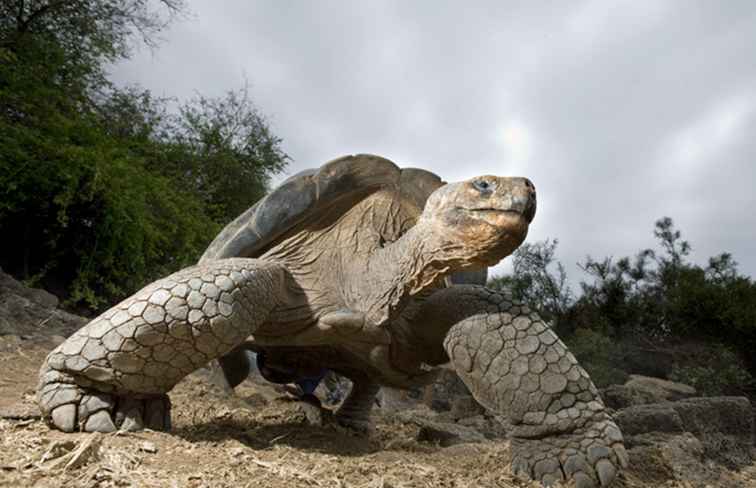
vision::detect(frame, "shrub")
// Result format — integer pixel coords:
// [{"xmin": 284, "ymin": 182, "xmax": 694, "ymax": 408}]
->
[
  {"xmin": 564, "ymin": 329, "xmax": 629, "ymax": 388},
  {"xmin": 669, "ymin": 344, "xmax": 754, "ymax": 396}
]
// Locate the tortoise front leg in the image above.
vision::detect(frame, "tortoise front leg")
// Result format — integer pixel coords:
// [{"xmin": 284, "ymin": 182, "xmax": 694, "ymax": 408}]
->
[
  {"xmin": 37, "ymin": 258, "xmax": 286, "ymax": 433},
  {"xmin": 421, "ymin": 286, "xmax": 627, "ymax": 487}
]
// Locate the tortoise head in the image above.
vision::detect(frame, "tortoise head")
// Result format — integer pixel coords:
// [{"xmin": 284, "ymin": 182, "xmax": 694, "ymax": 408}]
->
[{"xmin": 418, "ymin": 176, "xmax": 536, "ymax": 266}]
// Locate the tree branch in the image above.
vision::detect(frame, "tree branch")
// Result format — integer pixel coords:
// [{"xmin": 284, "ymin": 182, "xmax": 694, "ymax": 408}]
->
[{"xmin": 18, "ymin": 0, "xmax": 75, "ymax": 33}]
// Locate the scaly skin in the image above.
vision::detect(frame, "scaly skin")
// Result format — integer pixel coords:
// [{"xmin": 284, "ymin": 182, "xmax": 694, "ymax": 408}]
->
[
  {"xmin": 37, "ymin": 258, "xmax": 285, "ymax": 432},
  {"xmin": 436, "ymin": 286, "xmax": 627, "ymax": 487}
]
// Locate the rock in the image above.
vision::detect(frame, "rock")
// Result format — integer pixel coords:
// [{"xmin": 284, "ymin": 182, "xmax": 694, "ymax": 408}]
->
[
  {"xmin": 602, "ymin": 375, "xmax": 698, "ymax": 410},
  {"xmin": 395, "ymin": 405, "xmax": 440, "ymax": 423},
  {"xmin": 421, "ymin": 367, "xmax": 470, "ymax": 412},
  {"xmin": 623, "ymin": 375, "xmax": 696, "ymax": 402},
  {"xmin": 378, "ymin": 387, "xmax": 422, "ymax": 412},
  {"xmin": 456, "ymin": 414, "xmax": 508, "ymax": 439},
  {"xmin": 398, "ymin": 409, "xmax": 485, "ymax": 447},
  {"xmin": 288, "ymin": 396, "xmax": 324, "ymax": 426},
  {"xmin": 601, "ymin": 384, "xmax": 659, "ymax": 410},
  {"xmin": 670, "ymin": 396, "xmax": 753, "ymax": 467},
  {"xmin": 84, "ymin": 410, "xmax": 116, "ymax": 433},
  {"xmin": 0, "ymin": 268, "xmax": 58, "ymax": 308},
  {"xmin": 25, "ymin": 288, "xmax": 59, "ymax": 309},
  {"xmin": 318, "ymin": 371, "xmax": 351, "ymax": 406},
  {"xmin": 450, "ymin": 394, "xmax": 485, "ymax": 420},
  {"xmin": 614, "ymin": 403, "xmax": 684, "ymax": 438},
  {"xmin": 628, "ymin": 433, "xmax": 707, "ymax": 485},
  {"xmin": 628, "ymin": 431, "xmax": 753, "ymax": 488},
  {"xmin": 0, "ymin": 402, "xmax": 41, "ymax": 421},
  {"xmin": 300, "ymin": 402, "xmax": 323, "ymax": 426},
  {"xmin": 0, "ymin": 269, "xmax": 86, "ymax": 340},
  {"xmin": 415, "ymin": 418, "xmax": 486, "ymax": 447},
  {"xmin": 616, "ymin": 396, "xmax": 754, "ymax": 474},
  {"xmin": 457, "ymin": 414, "xmax": 488, "ymax": 431},
  {"xmin": 138, "ymin": 441, "xmax": 158, "ymax": 454}
]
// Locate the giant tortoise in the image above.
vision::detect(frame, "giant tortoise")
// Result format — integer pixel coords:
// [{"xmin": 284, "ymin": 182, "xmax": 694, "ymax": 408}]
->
[{"xmin": 38, "ymin": 155, "xmax": 626, "ymax": 487}]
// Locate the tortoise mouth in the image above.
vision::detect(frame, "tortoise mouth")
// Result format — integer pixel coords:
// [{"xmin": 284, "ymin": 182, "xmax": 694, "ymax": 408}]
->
[{"xmin": 456, "ymin": 207, "xmax": 532, "ymax": 222}]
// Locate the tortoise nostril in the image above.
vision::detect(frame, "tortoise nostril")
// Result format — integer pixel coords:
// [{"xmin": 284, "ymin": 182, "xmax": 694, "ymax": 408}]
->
[{"xmin": 524, "ymin": 178, "xmax": 535, "ymax": 191}]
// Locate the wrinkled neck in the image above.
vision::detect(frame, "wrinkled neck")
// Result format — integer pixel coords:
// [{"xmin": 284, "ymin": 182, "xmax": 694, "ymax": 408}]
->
[
  {"xmin": 381, "ymin": 222, "xmax": 457, "ymax": 292},
  {"xmin": 353, "ymin": 220, "xmax": 466, "ymax": 325}
]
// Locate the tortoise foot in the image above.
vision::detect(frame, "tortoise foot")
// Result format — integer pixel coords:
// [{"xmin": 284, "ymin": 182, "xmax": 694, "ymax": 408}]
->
[
  {"xmin": 38, "ymin": 370, "xmax": 171, "ymax": 433},
  {"xmin": 511, "ymin": 415, "xmax": 628, "ymax": 487}
]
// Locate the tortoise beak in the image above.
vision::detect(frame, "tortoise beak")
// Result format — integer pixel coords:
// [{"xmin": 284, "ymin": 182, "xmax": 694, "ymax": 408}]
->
[{"xmin": 518, "ymin": 178, "xmax": 536, "ymax": 223}]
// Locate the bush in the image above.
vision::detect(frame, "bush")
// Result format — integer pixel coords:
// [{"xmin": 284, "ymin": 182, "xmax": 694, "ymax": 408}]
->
[
  {"xmin": 564, "ymin": 329, "xmax": 629, "ymax": 388},
  {"xmin": 669, "ymin": 344, "xmax": 754, "ymax": 396},
  {"xmin": 0, "ymin": 109, "xmax": 218, "ymax": 310},
  {"xmin": 490, "ymin": 218, "xmax": 756, "ymax": 389},
  {"xmin": 0, "ymin": 2, "xmax": 287, "ymax": 312}
]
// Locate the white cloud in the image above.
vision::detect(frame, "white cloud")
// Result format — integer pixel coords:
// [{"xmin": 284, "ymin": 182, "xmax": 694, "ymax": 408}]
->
[
  {"xmin": 566, "ymin": 0, "xmax": 672, "ymax": 47},
  {"xmin": 660, "ymin": 93, "xmax": 756, "ymax": 174}
]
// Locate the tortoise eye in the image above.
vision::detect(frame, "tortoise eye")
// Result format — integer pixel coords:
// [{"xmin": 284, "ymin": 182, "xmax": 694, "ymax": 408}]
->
[{"xmin": 473, "ymin": 180, "xmax": 493, "ymax": 193}]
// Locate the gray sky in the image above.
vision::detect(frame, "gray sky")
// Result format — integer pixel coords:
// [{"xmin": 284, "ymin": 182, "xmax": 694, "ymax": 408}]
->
[{"xmin": 110, "ymin": 0, "xmax": 756, "ymax": 284}]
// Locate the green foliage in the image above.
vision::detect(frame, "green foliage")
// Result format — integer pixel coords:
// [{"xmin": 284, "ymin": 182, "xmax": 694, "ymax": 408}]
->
[
  {"xmin": 564, "ymin": 329, "xmax": 629, "ymax": 388},
  {"xmin": 0, "ymin": 1, "xmax": 186, "ymax": 62},
  {"xmin": 490, "ymin": 217, "xmax": 756, "ymax": 392},
  {"xmin": 0, "ymin": 0, "xmax": 287, "ymax": 311},
  {"xmin": 669, "ymin": 344, "xmax": 754, "ymax": 396},
  {"xmin": 488, "ymin": 239, "xmax": 573, "ymax": 324},
  {"xmin": 574, "ymin": 219, "xmax": 756, "ymax": 357},
  {"xmin": 0, "ymin": 87, "xmax": 218, "ymax": 310},
  {"xmin": 94, "ymin": 84, "xmax": 289, "ymax": 224},
  {"xmin": 163, "ymin": 85, "xmax": 288, "ymax": 222}
]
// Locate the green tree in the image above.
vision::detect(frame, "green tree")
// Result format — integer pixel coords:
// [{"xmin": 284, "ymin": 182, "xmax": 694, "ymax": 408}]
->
[
  {"xmin": 94, "ymin": 84, "xmax": 289, "ymax": 224},
  {"xmin": 490, "ymin": 218, "xmax": 756, "ymax": 393},
  {"xmin": 0, "ymin": 1, "xmax": 288, "ymax": 311},
  {"xmin": 488, "ymin": 238, "xmax": 573, "ymax": 324},
  {"xmin": 0, "ymin": 1, "xmax": 186, "ymax": 61},
  {"xmin": 164, "ymin": 84, "xmax": 288, "ymax": 222}
]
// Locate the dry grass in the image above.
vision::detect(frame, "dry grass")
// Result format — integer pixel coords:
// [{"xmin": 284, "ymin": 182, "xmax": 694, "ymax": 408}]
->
[
  {"xmin": 0, "ymin": 336, "xmax": 754, "ymax": 488},
  {"xmin": 0, "ymin": 340, "xmax": 534, "ymax": 488}
]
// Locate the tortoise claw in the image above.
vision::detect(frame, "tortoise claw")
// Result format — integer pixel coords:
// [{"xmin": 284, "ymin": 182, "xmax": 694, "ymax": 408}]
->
[
  {"xmin": 39, "ymin": 370, "xmax": 170, "ymax": 433},
  {"xmin": 511, "ymin": 415, "xmax": 624, "ymax": 487}
]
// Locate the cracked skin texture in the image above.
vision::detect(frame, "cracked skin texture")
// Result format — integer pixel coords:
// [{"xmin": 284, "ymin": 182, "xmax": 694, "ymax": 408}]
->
[
  {"xmin": 38, "ymin": 259, "xmax": 285, "ymax": 432},
  {"xmin": 38, "ymin": 155, "xmax": 626, "ymax": 487},
  {"xmin": 437, "ymin": 286, "xmax": 628, "ymax": 487}
]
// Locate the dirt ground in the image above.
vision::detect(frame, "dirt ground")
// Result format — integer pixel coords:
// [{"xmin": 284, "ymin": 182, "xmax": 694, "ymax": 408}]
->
[{"xmin": 1, "ymin": 335, "xmax": 755, "ymax": 488}]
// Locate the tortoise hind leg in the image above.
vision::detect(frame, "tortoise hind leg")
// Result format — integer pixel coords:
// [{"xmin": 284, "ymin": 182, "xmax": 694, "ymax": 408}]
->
[
  {"xmin": 37, "ymin": 258, "xmax": 287, "ymax": 433},
  {"xmin": 217, "ymin": 346, "xmax": 255, "ymax": 389},
  {"xmin": 334, "ymin": 379, "xmax": 380, "ymax": 432}
]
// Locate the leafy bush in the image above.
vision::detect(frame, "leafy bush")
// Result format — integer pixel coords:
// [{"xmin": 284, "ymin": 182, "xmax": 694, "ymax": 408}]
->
[
  {"xmin": 669, "ymin": 344, "xmax": 754, "ymax": 396},
  {"xmin": 0, "ymin": 1, "xmax": 287, "ymax": 311},
  {"xmin": 490, "ymin": 217, "xmax": 756, "ymax": 388},
  {"xmin": 564, "ymin": 329, "xmax": 629, "ymax": 388},
  {"xmin": 488, "ymin": 239, "xmax": 573, "ymax": 325}
]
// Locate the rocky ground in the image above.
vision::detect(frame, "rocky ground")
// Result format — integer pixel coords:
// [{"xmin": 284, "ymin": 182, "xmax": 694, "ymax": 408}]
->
[{"xmin": 0, "ymin": 269, "xmax": 754, "ymax": 487}]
